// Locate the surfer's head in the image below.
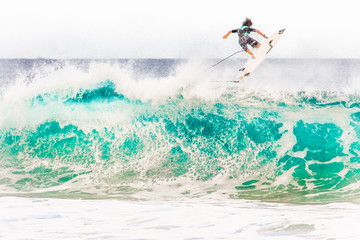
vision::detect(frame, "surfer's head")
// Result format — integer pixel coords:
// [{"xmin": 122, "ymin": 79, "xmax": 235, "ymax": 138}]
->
[{"xmin": 242, "ymin": 18, "xmax": 253, "ymax": 27}]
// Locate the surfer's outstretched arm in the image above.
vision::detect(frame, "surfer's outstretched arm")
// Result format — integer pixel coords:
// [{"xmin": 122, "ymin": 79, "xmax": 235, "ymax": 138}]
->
[
  {"xmin": 223, "ymin": 30, "xmax": 232, "ymax": 39},
  {"xmin": 223, "ymin": 30, "xmax": 237, "ymax": 39}
]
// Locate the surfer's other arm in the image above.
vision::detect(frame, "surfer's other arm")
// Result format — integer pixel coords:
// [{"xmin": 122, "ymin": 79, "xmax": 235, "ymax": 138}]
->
[{"xmin": 255, "ymin": 30, "xmax": 268, "ymax": 39}]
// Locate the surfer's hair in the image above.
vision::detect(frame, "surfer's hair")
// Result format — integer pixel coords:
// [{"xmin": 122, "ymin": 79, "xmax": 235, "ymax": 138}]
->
[{"xmin": 242, "ymin": 18, "xmax": 253, "ymax": 27}]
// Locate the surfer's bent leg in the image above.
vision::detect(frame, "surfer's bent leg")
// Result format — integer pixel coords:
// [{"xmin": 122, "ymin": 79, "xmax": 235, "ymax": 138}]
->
[
  {"xmin": 239, "ymin": 37, "xmax": 247, "ymax": 50},
  {"xmin": 240, "ymin": 43, "xmax": 254, "ymax": 58},
  {"xmin": 239, "ymin": 36, "xmax": 257, "ymax": 58},
  {"xmin": 239, "ymin": 37, "xmax": 254, "ymax": 57}
]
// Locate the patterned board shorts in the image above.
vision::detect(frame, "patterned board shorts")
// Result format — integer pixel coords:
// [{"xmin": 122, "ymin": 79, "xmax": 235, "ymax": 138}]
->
[{"xmin": 239, "ymin": 35, "xmax": 259, "ymax": 50}]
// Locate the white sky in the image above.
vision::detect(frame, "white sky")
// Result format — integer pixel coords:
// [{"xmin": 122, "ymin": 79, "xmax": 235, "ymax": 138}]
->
[{"xmin": 0, "ymin": 0, "xmax": 359, "ymax": 58}]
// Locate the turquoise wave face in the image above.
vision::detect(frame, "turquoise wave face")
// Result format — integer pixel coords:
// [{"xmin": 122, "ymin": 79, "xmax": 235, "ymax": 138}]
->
[
  {"xmin": 2, "ymin": 56, "xmax": 360, "ymax": 203},
  {"xmin": 1, "ymin": 78, "xmax": 360, "ymax": 203}
]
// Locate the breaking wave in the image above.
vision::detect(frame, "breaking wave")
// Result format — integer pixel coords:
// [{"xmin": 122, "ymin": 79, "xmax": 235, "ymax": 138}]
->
[{"xmin": 1, "ymin": 59, "xmax": 360, "ymax": 203}]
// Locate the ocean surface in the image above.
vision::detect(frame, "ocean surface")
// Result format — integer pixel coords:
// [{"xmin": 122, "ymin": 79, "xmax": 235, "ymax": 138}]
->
[{"xmin": 1, "ymin": 58, "xmax": 360, "ymax": 239}]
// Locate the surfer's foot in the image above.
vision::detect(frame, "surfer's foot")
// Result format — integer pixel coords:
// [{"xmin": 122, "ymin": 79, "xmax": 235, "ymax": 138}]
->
[{"xmin": 246, "ymin": 49, "xmax": 255, "ymax": 59}]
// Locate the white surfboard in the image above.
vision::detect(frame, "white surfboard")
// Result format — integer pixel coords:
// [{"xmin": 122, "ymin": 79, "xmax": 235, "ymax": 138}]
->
[{"xmin": 238, "ymin": 29, "xmax": 286, "ymax": 80}]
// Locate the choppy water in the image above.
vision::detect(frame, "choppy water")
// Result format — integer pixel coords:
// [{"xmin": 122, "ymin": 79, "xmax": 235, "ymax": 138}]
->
[
  {"xmin": 1, "ymin": 196, "xmax": 359, "ymax": 240},
  {"xmin": 1, "ymin": 58, "xmax": 360, "ymax": 239}
]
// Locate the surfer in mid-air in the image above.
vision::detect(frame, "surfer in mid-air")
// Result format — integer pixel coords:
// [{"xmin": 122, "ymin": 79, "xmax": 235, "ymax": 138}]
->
[{"xmin": 223, "ymin": 18, "xmax": 268, "ymax": 59}]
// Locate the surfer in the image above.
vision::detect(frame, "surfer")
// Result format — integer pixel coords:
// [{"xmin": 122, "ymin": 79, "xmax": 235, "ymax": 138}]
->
[{"xmin": 223, "ymin": 18, "xmax": 268, "ymax": 58}]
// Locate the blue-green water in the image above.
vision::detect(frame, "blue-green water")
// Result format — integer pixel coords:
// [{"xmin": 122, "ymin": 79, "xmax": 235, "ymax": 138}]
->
[{"xmin": 1, "ymin": 59, "xmax": 360, "ymax": 203}]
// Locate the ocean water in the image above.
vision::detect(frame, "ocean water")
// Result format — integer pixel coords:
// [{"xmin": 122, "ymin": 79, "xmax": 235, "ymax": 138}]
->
[{"xmin": 1, "ymin": 58, "xmax": 360, "ymax": 239}]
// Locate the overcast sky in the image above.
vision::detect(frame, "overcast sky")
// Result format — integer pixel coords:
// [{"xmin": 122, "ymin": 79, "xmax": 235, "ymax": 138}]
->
[{"xmin": 1, "ymin": 0, "xmax": 359, "ymax": 59}]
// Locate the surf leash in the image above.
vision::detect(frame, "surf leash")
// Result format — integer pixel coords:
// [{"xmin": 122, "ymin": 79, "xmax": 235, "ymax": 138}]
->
[{"xmin": 208, "ymin": 50, "xmax": 244, "ymax": 69}]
